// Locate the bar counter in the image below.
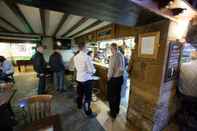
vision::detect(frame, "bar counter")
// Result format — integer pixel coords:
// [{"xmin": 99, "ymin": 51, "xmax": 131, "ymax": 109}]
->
[{"xmin": 93, "ymin": 61, "xmax": 108, "ymax": 100}]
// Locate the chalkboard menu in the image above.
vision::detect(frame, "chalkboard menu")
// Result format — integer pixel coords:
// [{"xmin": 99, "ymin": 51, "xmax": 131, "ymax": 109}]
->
[{"xmin": 164, "ymin": 41, "xmax": 182, "ymax": 82}]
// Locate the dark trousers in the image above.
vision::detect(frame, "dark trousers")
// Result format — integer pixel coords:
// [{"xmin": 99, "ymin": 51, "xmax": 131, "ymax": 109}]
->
[
  {"xmin": 108, "ymin": 76, "xmax": 123, "ymax": 117},
  {"xmin": 53, "ymin": 71, "xmax": 65, "ymax": 91},
  {"xmin": 0, "ymin": 72, "xmax": 10, "ymax": 81},
  {"xmin": 77, "ymin": 80, "xmax": 93, "ymax": 115},
  {"xmin": 176, "ymin": 92, "xmax": 197, "ymax": 131},
  {"xmin": 37, "ymin": 75, "xmax": 46, "ymax": 94}
]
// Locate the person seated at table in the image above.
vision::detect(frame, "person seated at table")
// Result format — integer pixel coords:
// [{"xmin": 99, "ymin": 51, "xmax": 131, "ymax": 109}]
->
[
  {"xmin": 49, "ymin": 48, "xmax": 66, "ymax": 92},
  {"xmin": 0, "ymin": 56, "xmax": 14, "ymax": 82}
]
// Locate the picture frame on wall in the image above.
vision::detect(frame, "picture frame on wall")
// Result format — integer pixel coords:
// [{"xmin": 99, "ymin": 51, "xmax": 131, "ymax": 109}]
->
[{"xmin": 138, "ymin": 32, "xmax": 160, "ymax": 59}]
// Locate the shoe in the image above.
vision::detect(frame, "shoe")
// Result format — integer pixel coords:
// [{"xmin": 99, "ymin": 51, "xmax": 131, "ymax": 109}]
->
[
  {"xmin": 77, "ymin": 104, "xmax": 82, "ymax": 109},
  {"xmin": 60, "ymin": 89, "xmax": 67, "ymax": 92},
  {"xmin": 108, "ymin": 111, "xmax": 116, "ymax": 119},
  {"xmin": 87, "ymin": 112, "xmax": 97, "ymax": 118}
]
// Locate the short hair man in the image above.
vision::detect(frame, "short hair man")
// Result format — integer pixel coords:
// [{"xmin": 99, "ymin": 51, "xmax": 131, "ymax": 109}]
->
[
  {"xmin": 49, "ymin": 48, "xmax": 65, "ymax": 92},
  {"xmin": 32, "ymin": 44, "xmax": 47, "ymax": 94},
  {"xmin": 74, "ymin": 42, "xmax": 96, "ymax": 118},
  {"xmin": 107, "ymin": 43, "xmax": 125, "ymax": 119}
]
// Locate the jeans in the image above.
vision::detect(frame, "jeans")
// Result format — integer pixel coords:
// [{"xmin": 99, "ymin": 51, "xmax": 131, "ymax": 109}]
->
[
  {"xmin": 77, "ymin": 80, "xmax": 93, "ymax": 115},
  {"xmin": 108, "ymin": 76, "xmax": 123, "ymax": 117},
  {"xmin": 53, "ymin": 71, "xmax": 65, "ymax": 91},
  {"xmin": 37, "ymin": 75, "xmax": 46, "ymax": 94},
  {"xmin": 0, "ymin": 72, "xmax": 9, "ymax": 81}
]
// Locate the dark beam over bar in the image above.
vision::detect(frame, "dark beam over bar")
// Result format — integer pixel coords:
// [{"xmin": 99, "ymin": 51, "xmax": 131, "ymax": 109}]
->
[
  {"xmin": 61, "ymin": 17, "xmax": 89, "ymax": 37},
  {"xmin": 52, "ymin": 14, "xmax": 68, "ymax": 37},
  {"xmin": 4, "ymin": 1, "xmax": 35, "ymax": 33},
  {"xmin": 40, "ymin": 9, "xmax": 46, "ymax": 35},
  {"xmin": 0, "ymin": 17, "xmax": 23, "ymax": 32},
  {"xmin": 69, "ymin": 20, "xmax": 102, "ymax": 38}
]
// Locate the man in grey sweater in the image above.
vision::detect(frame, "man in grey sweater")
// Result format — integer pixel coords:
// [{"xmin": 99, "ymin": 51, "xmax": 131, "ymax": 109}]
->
[{"xmin": 107, "ymin": 43, "xmax": 125, "ymax": 119}]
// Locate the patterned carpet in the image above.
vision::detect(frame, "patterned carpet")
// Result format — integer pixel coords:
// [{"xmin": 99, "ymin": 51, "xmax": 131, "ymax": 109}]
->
[{"xmin": 12, "ymin": 72, "xmax": 105, "ymax": 131}]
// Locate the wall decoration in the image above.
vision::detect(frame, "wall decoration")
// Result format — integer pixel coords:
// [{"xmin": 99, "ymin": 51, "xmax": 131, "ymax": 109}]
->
[
  {"xmin": 164, "ymin": 41, "xmax": 182, "ymax": 82},
  {"xmin": 138, "ymin": 32, "xmax": 160, "ymax": 59}
]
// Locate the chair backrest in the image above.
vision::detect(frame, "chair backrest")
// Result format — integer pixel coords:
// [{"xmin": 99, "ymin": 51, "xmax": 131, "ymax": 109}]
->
[
  {"xmin": 24, "ymin": 95, "xmax": 53, "ymax": 122},
  {"xmin": 0, "ymin": 83, "xmax": 13, "ymax": 92}
]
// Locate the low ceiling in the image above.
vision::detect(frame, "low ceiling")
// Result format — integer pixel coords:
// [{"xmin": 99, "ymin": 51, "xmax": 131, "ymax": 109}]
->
[{"xmin": 0, "ymin": 0, "xmax": 165, "ymax": 39}]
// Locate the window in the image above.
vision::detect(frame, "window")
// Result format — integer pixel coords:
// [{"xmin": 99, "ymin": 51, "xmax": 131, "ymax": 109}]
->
[{"xmin": 0, "ymin": 42, "xmax": 36, "ymax": 61}]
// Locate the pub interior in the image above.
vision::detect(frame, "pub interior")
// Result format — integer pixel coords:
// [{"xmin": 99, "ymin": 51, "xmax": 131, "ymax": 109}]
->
[{"xmin": 0, "ymin": 0, "xmax": 196, "ymax": 131}]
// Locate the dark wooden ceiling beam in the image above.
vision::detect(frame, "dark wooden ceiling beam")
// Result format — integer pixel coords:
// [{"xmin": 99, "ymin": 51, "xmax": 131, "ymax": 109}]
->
[
  {"xmin": 4, "ymin": 1, "xmax": 35, "ymax": 33},
  {"xmin": 52, "ymin": 14, "xmax": 68, "ymax": 37},
  {"xmin": 68, "ymin": 20, "xmax": 102, "ymax": 38},
  {"xmin": 0, "ymin": 17, "xmax": 23, "ymax": 32},
  {"xmin": 14, "ymin": 0, "xmax": 138, "ymax": 26},
  {"xmin": 0, "ymin": 26, "xmax": 11, "ymax": 32},
  {"xmin": 0, "ymin": 31, "xmax": 53, "ymax": 38},
  {"xmin": 61, "ymin": 17, "xmax": 89, "ymax": 37},
  {"xmin": 40, "ymin": 9, "xmax": 46, "ymax": 35}
]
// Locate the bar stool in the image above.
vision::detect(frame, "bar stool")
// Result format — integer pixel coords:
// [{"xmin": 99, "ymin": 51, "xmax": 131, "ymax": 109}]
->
[{"xmin": 91, "ymin": 76, "xmax": 100, "ymax": 102}]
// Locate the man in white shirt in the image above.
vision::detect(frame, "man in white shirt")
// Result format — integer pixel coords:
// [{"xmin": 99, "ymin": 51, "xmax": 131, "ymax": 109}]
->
[
  {"xmin": 74, "ymin": 43, "xmax": 96, "ymax": 118},
  {"xmin": 107, "ymin": 43, "xmax": 125, "ymax": 119}
]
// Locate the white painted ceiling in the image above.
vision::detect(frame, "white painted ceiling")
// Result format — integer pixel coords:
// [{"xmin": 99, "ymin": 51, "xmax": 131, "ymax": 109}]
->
[
  {"xmin": 0, "ymin": 1, "xmax": 111, "ymax": 39},
  {"xmin": 67, "ymin": 18, "xmax": 98, "ymax": 37},
  {"xmin": 18, "ymin": 4, "xmax": 43, "ymax": 34},
  {"xmin": 0, "ymin": 19, "xmax": 18, "ymax": 32},
  {"xmin": 47, "ymin": 10, "xmax": 64, "ymax": 36},
  {"xmin": 56, "ymin": 15, "xmax": 83, "ymax": 37},
  {"xmin": 0, "ymin": 1, "xmax": 27, "ymax": 33}
]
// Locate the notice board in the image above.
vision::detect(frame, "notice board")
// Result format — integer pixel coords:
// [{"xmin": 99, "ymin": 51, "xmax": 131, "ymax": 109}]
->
[{"xmin": 164, "ymin": 41, "xmax": 182, "ymax": 82}]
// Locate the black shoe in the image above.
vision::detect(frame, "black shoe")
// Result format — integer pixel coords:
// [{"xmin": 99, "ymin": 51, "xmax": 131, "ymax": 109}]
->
[
  {"xmin": 60, "ymin": 89, "xmax": 67, "ymax": 92},
  {"xmin": 108, "ymin": 111, "xmax": 116, "ymax": 119},
  {"xmin": 87, "ymin": 112, "xmax": 97, "ymax": 118},
  {"xmin": 77, "ymin": 104, "xmax": 82, "ymax": 109}
]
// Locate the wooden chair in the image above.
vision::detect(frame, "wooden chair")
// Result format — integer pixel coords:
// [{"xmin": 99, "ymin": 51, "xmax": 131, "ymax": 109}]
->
[
  {"xmin": 21, "ymin": 95, "xmax": 53, "ymax": 123},
  {"xmin": 0, "ymin": 83, "xmax": 14, "ymax": 92}
]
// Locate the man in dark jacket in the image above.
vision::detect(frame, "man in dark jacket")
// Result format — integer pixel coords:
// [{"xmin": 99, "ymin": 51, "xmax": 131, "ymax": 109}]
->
[
  {"xmin": 49, "ymin": 49, "xmax": 65, "ymax": 92},
  {"xmin": 32, "ymin": 45, "xmax": 47, "ymax": 94}
]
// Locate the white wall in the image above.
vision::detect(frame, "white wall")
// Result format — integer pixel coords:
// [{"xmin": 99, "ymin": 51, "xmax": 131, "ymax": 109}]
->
[{"xmin": 42, "ymin": 37, "xmax": 74, "ymax": 63}]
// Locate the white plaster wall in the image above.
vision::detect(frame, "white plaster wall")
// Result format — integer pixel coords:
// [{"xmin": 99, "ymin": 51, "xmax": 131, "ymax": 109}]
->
[{"xmin": 42, "ymin": 37, "xmax": 75, "ymax": 63}]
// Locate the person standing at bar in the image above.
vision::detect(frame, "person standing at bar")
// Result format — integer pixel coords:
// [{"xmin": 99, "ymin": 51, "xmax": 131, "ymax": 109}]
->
[
  {"xmin": 74, "ymin": 43, "xmax": 96, "ymax": 118},
  {"xmin": 107, "ymin": 43, "xmax": 125, "ymax": 119},
  {"xmin": 49, "ymin": 48, "xmax": 65, "ymax": 92},
  {"xmin": 32, "ymin": 45, "xmax": 47, "ymax": 94}
]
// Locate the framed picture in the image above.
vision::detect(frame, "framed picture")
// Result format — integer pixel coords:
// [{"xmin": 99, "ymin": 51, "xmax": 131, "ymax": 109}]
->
[{"xmin": 138, "ymin": 32, "xmax": 160, "ymax": 59}]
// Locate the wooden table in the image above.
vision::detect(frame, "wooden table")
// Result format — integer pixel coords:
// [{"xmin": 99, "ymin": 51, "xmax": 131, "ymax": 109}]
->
[{"xmin": 23, "ymin": 115, "xmax": 62, "ymax": 131}]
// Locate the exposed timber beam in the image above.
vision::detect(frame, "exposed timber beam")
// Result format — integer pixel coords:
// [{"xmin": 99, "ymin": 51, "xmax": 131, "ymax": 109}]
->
[
  {"xmin": 61, "ymin": 17, "xmax": 89, "ymax": 37},
  {"xmin": 4, "ymin": 0, "xmax": 35, "ymax": 33},
  {"xmin": 69, "ymin": 20, "xmax": 102, "ymax": 38},
  {"xmin": 0, "ymin": 16, "xmax": 23, "ymax": 32},
  {"xmin": 40, "ymin": 9, "xmax": 46, "ymax": 35},
  {"xmin": 52, "ymin": 14, "xmax": 68, "ymax": 37}
]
